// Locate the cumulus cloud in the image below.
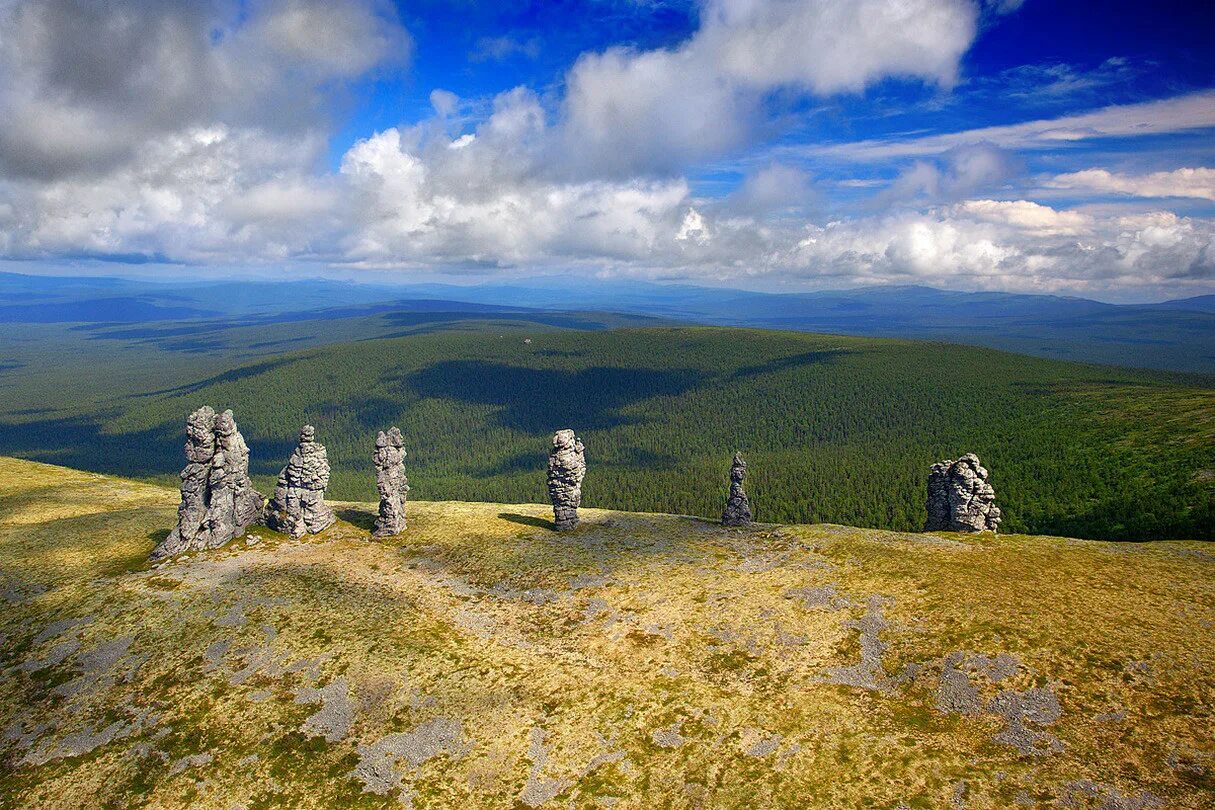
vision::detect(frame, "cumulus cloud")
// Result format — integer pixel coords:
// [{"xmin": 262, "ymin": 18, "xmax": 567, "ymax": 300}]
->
[
  {"xmin": 728, "ymin": 163, "xmax": 817, "ymax": 214},
  {"xmin": 0, "ymin": 0, "xmax": 1209, "ymax": 301},
  {"xmin": 2, "ymin": 126, "xmax": 341, "ymax": 262},
  {"xmin": 880, "ymin": 142, "xmax": 1021, "ymax": 203},
  {"xmin": 1046, "ymin": 167, "xmax": 1215, "ymax": 201},
  {"xmin": 772, "ymin": 201, "xmax": 1215, "ymax": 292},
  {"xmin": 0, "ymin": 0, "xmax": 409, "ymax": 179},
  {"xmin": 559, "ymin": 0, "xmax": 979, "ymax": 175}
]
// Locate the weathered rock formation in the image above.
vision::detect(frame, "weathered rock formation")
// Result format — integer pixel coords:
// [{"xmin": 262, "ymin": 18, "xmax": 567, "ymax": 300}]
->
[
  {"xmin": 547, "ymin": 429, "xmax": 586, "ymax": 531},
  {"xmin": 151, "ymin": 406, "xmax": 264, "ymax": 560},
  {"xmin": 721, "ymin": 451, "xmax": 753, "ymax": 526},
  {"xmin": 925, "ymin": 453, "xmax": 1001, "ymax": 533},
  {"xmin": 264, "ymin": 425, "xmax": 336, "ymax": 539},
  {"xmin": 372, "ymin": 427, "xmax": 409, "ymax": 537}
]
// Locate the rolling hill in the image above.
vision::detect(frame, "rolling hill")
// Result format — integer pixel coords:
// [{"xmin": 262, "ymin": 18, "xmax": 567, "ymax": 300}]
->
[
  {"xmin": 1, "ymin": 457, "xmax": 1212, "ymax": 808},
  {"xmin": 0, "ymin": 325, "xmax": 1211, "ymax": 542},
  {"xmin": 3, "ymin": 271, "xmax": 1213, "ymax": 373}
]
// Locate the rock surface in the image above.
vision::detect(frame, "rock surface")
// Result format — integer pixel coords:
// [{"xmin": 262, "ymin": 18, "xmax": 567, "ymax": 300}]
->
[
  {"xmin": 372, "ymin": 427, "xmax": 409, "ymax": 537},
  {"xmin": 151, "ymin": 406, "xmax": 264, "ymax": 559},
  {"xmin": 721, "ymin": 451, "xmax": 754, "ymax": 526},
  {"xmin": 264, "ymin": 425, "xmax": 336, "ymax": 539},
  {"xmin": 546, "ymin": 429, "xmax": 586, "ymax": 531},
  {"xmin": 925, "ymin": 453, "xmax": 1001, "ymax": 533}
]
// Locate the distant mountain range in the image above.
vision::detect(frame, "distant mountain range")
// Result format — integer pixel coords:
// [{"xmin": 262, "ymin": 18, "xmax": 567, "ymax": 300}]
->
[{"xmin": 2, "ymin": 271, "xmax": 1212, "ymax": 374}]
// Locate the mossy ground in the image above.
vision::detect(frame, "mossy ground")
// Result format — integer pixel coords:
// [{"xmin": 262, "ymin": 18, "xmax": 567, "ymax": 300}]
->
[{"xmin": 1, "ymin": 456, "xmax": 1212, "ymax": 808}]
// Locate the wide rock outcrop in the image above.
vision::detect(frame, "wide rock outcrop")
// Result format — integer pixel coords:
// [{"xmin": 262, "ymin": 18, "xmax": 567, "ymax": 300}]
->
[
  {"xmin": 547, "ymin": 429, "xmax": 586, "ymax": 531},
  {"xmin": 264, "ymin": 425, "xmax": 336, "ymax": 539},
  {"xmin": 925, "ymin": 453, "xmax": 1001, "ymax": 533},
  {"xmin": 372, "ymin": 427, "xmax": 409, "ymax": 537},
  {"xmin": 152, "ymin": 406, "xmax": 264, "ymax": 560},
  {"xmin": 721, "ymin": 451, "xmax": 754, "ymax": 526}
]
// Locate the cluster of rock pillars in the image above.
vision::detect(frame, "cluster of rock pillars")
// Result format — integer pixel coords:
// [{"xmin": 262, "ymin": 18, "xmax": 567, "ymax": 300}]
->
[{"xmin": 151, "ymin": 406, "xmax": 1001, "ymax": 560}]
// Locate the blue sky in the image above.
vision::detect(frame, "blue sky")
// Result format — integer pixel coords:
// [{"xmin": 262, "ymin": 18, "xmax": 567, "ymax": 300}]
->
[{"xmin": 1, "ymin": 0, "xmax": 1213, "ymax": 301}]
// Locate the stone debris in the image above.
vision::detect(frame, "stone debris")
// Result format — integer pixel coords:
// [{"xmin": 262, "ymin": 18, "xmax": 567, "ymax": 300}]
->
[
  {"xmin": 651, "ymin": 721, "xmax": 686, "ymax": 749},
  {"xmin": 990, "ymin": 686, "xmax": 1063, "ymax": 757},
  {"xmin": 925, "ymin": 453, "xmax": 1001, "ymax": 533},
  {"xmin": 936, "ymin": 666, "xmax": 984, "ymax": 715},
  {"xmin": 1058, "ymin": 780, "xmax": 1163, "ymax": 809},
  {"xmin": 824, "ymin": 595, "xmax": 892, "ymax": 691},
  {"xmin": 739, "ymin": 728, "xmax": 782, "ymax": 759},
  {"xmin": 519, "ymin": 727, "xmax": 566, "ymax": 808},
  {"xmin": 296, "ymin": 677, "xmax": 356, "ymax": 743},
  {"xmin": 784, "ymin": 585, "xmax": 841, "ymax": 610},
  {"xmin": 721, "ymin": 451, "xmax": 754, "ymax": 526},
  {"xmin": 546, "ymin": 429, "xmax": 586, "ymax": 531},
  {"xmin": 168, "ymin": 752, "xmax": 213, "ymax": 776},
  {"xmin": 152, "ymin": 407, "xmax": 265, "ymax": 559},
  {"xmin": 75, "ymin": 635, "xmax": 134, "ymax": 674},
  {"xmin": 32, "ymin": 616, "xmax": 93, "ymax": 646},
  {"xmin": 353, "ymin": 718, "xmax": 464, "ymax": 797},
  {"xmin": 264, "ymin": 425, "xmax": 336, "ymax": 539},
  {"xmin": 18, "ymin": 638, "xmax": 80, "ymax": 672},
  {"xmin": 373, "ymin": 427, "xmax": 410, "ymax": 537},
  {"xmin": 21, "ymin": 706, "xmax": 154, "ymax": 767}
]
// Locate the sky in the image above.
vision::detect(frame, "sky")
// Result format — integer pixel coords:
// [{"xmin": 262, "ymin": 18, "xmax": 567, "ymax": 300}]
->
[{"xmin": 0, "ymin": 0, "xmax": 1213, "ymax": 302}]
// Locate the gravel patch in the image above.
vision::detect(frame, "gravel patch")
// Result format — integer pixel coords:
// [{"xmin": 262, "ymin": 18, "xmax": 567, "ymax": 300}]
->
[
  {"xmin": 651, "ymin": 721, "xmax": 686, "ymax": 749},
  {"xmin": 824, "ymin": 595, "xmax": 891, "ymax": 691},
  {"xmin": 296, "ymin": 677, "xmax": 356, "ymax": 742},
  {"xmin": 354, "ymin": 718, "xmax": 464, "ymax": 798},
  {"xmin": 76, "ymin": 635, "xmax": 134, "ymax": 673}
]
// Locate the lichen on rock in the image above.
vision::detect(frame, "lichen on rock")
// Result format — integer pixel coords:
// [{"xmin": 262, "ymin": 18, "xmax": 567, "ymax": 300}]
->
[
  {"xmin": 372, "ymin": 427, "xmax": 409, "ymax": 537},
  {"xmin": 925, "ymin": 453, "xmax": 1001, "ymax": 533},
  {"xmin": 546, "ymin": 429, "xmax": 586, "ymax": 531},
  {"xmin": 152, "ymin": 406, "xmax": 264, "ymax": 559},
  {"xmin": 264, "ymin": 425, "xmax": 336, "ymax": 539}
]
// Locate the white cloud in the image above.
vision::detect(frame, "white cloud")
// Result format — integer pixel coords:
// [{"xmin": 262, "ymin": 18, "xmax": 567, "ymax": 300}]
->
[
  {"xmin": 0, "ymin": 0, "xmax": 409, "ymax": 179},
  {"xmin": 336, "ymin": 122, "xmax": 693, "ymax": 267},
  {"xmin": 952, "ymin": 199, "xmax": 1090, "ymax": 235},
  {"xmin": 1046, "ymin": 167, "xmax": 1215, "ymax": 201},
  {"xmin": 559, "ymin": 0, "xmax": 980, "ymax": 175},
  {"xmin": 0, "ymin": 0, "xmax": 1209, "ymax": 302},
  {"xmin": 699, "ymin": 0, "xmax": 976, "ymax": 93},
  {"xmin": 770, "ymin": 201, "xmax": 1214, "ymax": 293},
  {"xmin": 470, "ymin": 35, "xmax": 541, "ymax": 63},
  {"xmin": 805, "ymin": 90, "xmax": 1215, "ymax": 162},
  {"xmin": 728, "ymin": 163, "xmax": 816, "ymax": 213},
  {"xmin": 880, "ymin": 142, "xmax": 1020, "ymax": 203}
]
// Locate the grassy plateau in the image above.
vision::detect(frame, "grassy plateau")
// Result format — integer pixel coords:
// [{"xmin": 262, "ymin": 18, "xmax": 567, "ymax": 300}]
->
[{"xmin": 1, "ymin": 457, "xmax": 1213, "ymax": 808}]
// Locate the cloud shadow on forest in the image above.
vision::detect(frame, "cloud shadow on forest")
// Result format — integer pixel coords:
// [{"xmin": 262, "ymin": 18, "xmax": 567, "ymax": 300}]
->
[{"xmin": 401, "ymin": 360, "xmax": 708, "ymax": 432}]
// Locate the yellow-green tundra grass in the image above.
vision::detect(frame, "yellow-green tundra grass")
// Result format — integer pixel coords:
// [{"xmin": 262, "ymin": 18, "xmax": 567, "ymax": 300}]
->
[{"xmin": 1, "ymin": 455, "xmax": 1212, "ymax": 808}]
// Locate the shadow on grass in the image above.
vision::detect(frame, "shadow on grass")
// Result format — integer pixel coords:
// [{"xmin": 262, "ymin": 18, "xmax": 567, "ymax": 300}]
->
[
  {"xmin": 336, "ymin": 508, "xmax": 377, "ymax": 532},
  {"xmin": 498, "ymin": 512, "xmax": 553, "ymax": 530}
]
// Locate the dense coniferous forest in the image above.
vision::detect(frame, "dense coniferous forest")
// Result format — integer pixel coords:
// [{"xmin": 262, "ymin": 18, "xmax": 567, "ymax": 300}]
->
[{"xmin": 0, "ymin": 325, "xmax": 1211, "ymax": 541}]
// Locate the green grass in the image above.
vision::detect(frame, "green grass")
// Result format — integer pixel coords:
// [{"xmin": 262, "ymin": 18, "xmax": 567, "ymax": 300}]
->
[{"xmin": 1, "ymin": 325, "xmax": 1211, "ymax": 541}]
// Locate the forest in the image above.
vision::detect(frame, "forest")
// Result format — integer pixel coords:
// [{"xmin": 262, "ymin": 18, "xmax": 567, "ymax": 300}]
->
[{"xmin": 0, "ymin": 323, "xmax": 1211, "ymax": 541}]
